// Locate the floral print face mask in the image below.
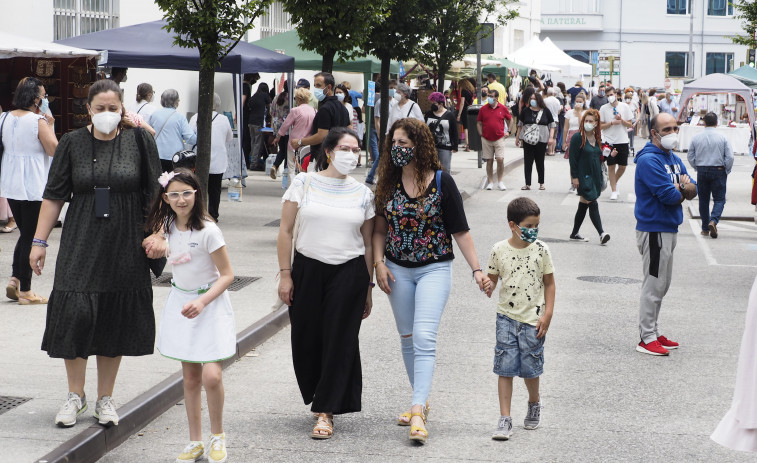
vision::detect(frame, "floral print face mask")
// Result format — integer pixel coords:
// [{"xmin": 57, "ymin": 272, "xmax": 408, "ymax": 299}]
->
[{"xmin": 390, "ymin": 145, "xmax": 415, "ymax": 167}]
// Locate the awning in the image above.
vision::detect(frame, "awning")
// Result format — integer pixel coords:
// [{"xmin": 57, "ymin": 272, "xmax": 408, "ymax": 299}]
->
[{"xmin": 0, "ymin": 31, "xmax": 98, "ymax": 59}]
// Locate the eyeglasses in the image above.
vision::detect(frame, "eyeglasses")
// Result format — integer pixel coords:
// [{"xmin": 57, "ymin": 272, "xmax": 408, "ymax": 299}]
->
[
  {"xmin": 165, "ymin": 190, "xmax": 197, "ymax": 200},
  {"xmin": 335, "ymin": 144, "xmax": 361, "ymax": 154}
]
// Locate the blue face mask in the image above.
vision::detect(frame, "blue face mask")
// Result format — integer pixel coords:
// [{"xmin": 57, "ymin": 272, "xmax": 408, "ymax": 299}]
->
[
  {"xmin": 529, "ymin": 99, "xmax": 537, "ymax": 107},
  {"xmin": 335, "ymin": 93, "xmax": 345, "ymax": 102},
  {"xmin": 38, "ymin": 97, "xmax": 49, "ymax": 114},
  {"xmin": 388, "ymin": 89, "xmax": 396, "ymax": 98},
  {"xmin": 487, "ymin": 97, "xmax": 496, "ymax": 105},
  {"xmin": 314, "ymin": 87, "xmax": 326, "ymax": 102},
  {"xmin": 518, "ymin": 226, "xmax": 539, "ymax": 243}
]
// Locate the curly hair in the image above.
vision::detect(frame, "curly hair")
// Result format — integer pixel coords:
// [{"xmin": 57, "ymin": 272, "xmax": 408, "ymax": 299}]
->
[
  {"xmin": 579, "ymin": 109, "xmax": 602, "ymax": 149},
  {"xmin": 374, "ymin": 118, "xmax": 441, "ymax": 213}
]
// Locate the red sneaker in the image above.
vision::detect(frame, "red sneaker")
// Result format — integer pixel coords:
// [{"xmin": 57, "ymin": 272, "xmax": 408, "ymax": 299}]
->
[
  {"xmin": 657, "ymin": 335, "xmax": 679, "ymax": 350},
  {"xmin": 636, "ymin": 340, "xmax": 669, "ymax": 356}
]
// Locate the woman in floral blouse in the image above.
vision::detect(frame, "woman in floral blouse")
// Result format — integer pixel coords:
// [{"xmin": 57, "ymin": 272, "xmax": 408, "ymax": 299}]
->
[{"xmin": 372, "ymin": 118, "xmax": 488, "ymax": 444}]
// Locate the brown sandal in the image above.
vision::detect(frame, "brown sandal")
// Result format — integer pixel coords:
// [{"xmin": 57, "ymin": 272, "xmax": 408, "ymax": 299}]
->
[
  {"xmin": 6, "ymin": 279, "xmax": 19, "ymax": 301},
  {"xmin": 312, "ymin": 413, "xmax": 333, "ymax": 439},
  {"xmin": 18, "ymin": 292, "xmax": 48, "ymax": 305}
]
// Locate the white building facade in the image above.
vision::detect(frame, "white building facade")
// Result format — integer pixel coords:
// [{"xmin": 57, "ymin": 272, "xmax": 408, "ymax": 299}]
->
[
  {"xmin": 539, "ymin": 0, "xmax": 748, "ymax": 90},
  {"xmin": 491, "ymin": 0, "xmax": 543, "ymax": 57}
]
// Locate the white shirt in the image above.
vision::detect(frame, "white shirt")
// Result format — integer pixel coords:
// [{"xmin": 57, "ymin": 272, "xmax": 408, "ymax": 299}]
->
[
  {"xmin": 386, "ymin": 99, "xmax": 424, "ymax": 134},
  {"xmin": 544, "ymin": 96, "xmax": 561, "ymax": 122},
  {"xmin": 567, "ymin": 109, "xmax": 584, "ymax": 131},
  {"xmin": 0, "ymin": 112, "xmax": 50, "ymax": 201},
  {"xmin": 168, "ymin": 220, "xmax": 225, "ymax": 290},
  {"xmin": 599, "ymin": 102, "xmax": 633, "ymax": 144},
  {"xmin": 189, "ymin": 112, "xmax": 232, "ymax": 174},
  {"xmin": 282, "ymin": 172, "xmax": 375, "ymax": 265},
  {"xmin": 127, "ymin": 100, "xmax": 158, "ymax": 120}
]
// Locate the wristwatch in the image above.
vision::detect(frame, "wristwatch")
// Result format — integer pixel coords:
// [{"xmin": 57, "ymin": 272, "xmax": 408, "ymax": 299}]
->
[{"xmin": 297, "ymin": 139, "xmax": 302, "ymax": 147}]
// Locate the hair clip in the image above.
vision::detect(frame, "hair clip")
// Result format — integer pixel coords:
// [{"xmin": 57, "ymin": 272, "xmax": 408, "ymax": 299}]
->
[{"xmin": 158, "ymin": 171, "xmax": 178, "ymax": 188}]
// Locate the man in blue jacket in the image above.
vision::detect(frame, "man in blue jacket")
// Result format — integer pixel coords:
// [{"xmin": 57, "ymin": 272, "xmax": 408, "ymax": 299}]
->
[{"xmin": 634, "ymin": 113, "xmax": 697, "ymax": 356}]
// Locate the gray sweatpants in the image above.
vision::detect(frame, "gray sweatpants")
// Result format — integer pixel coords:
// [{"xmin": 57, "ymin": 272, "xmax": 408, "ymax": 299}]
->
[{"xmin": 636, "ymin": 231, "xmax": 677, "ymax": 344}]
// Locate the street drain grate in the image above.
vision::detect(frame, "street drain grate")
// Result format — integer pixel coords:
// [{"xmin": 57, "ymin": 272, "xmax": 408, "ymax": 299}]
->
[
  {"xmin": 539, "ymin": 237, "xmax": 569, "ymax": 243},
  {"xmin": 151, "ymin": 274, "xmax": 260, "ymax": 291},
  {"xmin": 0, "ymin": 396, "xmax": 31, "ymax": 416},
  {"xmin": 578, "ymin": 276, "xmax": 642, "ymax": 285},
  {"xmin": 264, "ymin": 219, "xmax": 280, "ymax": 227}
]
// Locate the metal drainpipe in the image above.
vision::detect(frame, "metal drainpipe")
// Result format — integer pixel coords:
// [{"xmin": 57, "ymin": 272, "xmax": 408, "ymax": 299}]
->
[
  {"xmin": 700, "ymin": 0, "xmax": 705, "ymax": 77},
  {"xmin": 689, "ymin": 0, "xmax": 695, "ymax": 79},
  {"xmin": 619, "ymin": 0, "xmax": 623, "ymax": 88}
]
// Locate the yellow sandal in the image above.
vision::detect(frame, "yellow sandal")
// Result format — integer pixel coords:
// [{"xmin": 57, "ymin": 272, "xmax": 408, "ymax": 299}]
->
[
  {"xmin": 409, "ymin": 411, "xmax": 428, "ymax": 444},
  {"xmin": 397, "ymin": 402, "xmax": 429, "ymax": 426}
]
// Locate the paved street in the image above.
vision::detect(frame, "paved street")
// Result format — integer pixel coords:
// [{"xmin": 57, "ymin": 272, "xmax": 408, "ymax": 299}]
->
[{"xmin": 2, "ymin": 138, "xmax": 757, "ymax": 462}]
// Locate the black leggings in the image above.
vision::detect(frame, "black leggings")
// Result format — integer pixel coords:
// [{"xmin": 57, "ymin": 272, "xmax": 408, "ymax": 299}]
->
[
  {"xmin": 273, "ymin": 135, "xmax": 289, "ymax": 168},
  {"xmin": 572, "ymin": 201, "xmax": 604, "ymax": 236},
  {"xmin": 523, "ymin": 142, "xmax": 547, "ymax": 185},
  {"xmin": 7, "ymin": 199, "xmax": 41, "ymax": 292},
  {"xmin": 207, "ymin": 173, "xmax": 222, "ymax": 221}
]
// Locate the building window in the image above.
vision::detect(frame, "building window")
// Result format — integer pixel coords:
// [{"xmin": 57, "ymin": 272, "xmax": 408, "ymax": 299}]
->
[
  {"xmin": 665, "ymin": 52, "xmax": 689, "ymax": 77},
  {"xmin": 566, "ymin": 50, "xmax": 591, "ymax": 64},
  {"xmin": 53, "ymin": 0, "xmax": 120, "ymax": 40},
  {"xmin": 707, "ymin": 0, "xmax": 733, "ymax": 16},
  {"xmin": 260, "ymin": 1, "xmax": 293, "ymax": 39},
  {"xmin": 706, "ymin": 52, "xmax": 734, "ymax": 74},
  {"xmin": 667, "ymin": 0, "xmax": 688, "ymax": 15}
]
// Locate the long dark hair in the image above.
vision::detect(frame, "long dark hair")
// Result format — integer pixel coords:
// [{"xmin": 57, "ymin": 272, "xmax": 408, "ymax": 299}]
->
[
  {"xmin": 315, "ymin": 127, "xmax": 360, "ymax": 171},
  {"xmin": 145, "ymin": 168, "xmax": 210, "ymax": 234}
]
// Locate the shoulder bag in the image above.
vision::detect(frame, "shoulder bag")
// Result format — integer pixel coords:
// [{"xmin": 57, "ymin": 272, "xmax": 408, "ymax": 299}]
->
[
  {"xmin": 271, "ymin": 174, "xmax": 313, "ymax": 311},
  {"xmin": 135, "ymin": 127, "xmax": 168, "ymax": 277},
  {"xmin": 521, "ymin": 110, "xmax": 543, "ymax": 145},
  {"xmin": 0, "ymin": 112, "xmax": 8, "ymax": 164}
]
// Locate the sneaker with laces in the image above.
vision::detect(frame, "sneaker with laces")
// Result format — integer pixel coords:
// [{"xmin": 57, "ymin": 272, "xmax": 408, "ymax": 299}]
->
[
  {"xmin": 55, "ymin": 392, "xmax": 87, "ymax": 427},
  {"xmin": 497, "ymin": 182, "xmax": 507, "ymax": 191},
  {"xmin": 485, "ymin": 182, "xmax": 493, "ymax": 190},
  {"xmin": 176, "ymin": 441, "xmax": 204, "ymax": 463},
  {"xmin": 492, "ymin": 416, "xmax": 513, "ymax": 440},
  {"xmin": 570, "ymin": 234, "xmax": 588, "ymax": 242},
  {"xmin": 207, "ymin": 433, "xmax": 227, "ymax": 463},
  {"xmin": 600, "ymin": 233, "xmax": 611, "ymax": 245},
  {"xmin": 524, "ymin": 401, "xmax": 542, "ymax": 430},
  {"xmin": 610, "ymin": 191, "xmax": 619, "ymax": 200},
  {"xmin": 657, "ymin": 335, "xmax": 679, "ymax": 350},
  {"xmin": 94, "ymin": 395, "xmax": 119, "ymax": 426},
  {"xmin": 636, "ymin": 340, "xmax": 669, "ymax": 356}
]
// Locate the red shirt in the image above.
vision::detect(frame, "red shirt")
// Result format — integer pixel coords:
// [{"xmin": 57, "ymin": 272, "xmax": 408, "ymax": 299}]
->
[{"xmin": 477, "ymin": 103, "xmax": 512, "ymax": 141}]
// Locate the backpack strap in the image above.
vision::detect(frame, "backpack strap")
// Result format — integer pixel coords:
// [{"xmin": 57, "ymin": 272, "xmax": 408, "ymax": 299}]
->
[{"xmin": 435, "ymin": 169, "xmax": 442, "ymax": 196}]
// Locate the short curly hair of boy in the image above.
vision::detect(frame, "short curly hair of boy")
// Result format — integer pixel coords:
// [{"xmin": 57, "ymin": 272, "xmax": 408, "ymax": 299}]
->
[{"xmin": 507, "ymin": 197, "xmax": 541, "ymax": 225}]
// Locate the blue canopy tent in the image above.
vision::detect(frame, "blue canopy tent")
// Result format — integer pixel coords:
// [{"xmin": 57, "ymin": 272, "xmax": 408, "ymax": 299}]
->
[{"xmin": 56, "ymin": 20, "xmax": 295, "ymax": 180}]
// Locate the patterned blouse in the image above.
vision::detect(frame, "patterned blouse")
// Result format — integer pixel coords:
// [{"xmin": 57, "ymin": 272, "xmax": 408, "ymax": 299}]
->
[{"xmin": 382, "ymin": 171, "xmax": 469, "ymax": 268}]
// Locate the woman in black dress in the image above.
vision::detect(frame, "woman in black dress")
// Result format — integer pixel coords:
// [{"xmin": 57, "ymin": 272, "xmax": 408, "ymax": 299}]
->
[
  {"xmin": 457, "ymin": 78, "xmax": 475, "ymax": 151},
  {"xmin": 30, "ymin": 79, "xmax": 164, "ymax": 428}
]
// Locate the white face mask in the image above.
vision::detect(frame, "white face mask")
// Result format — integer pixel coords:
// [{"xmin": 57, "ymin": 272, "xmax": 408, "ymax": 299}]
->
[
  {"xmin": 91, "ymin": 111, "xmax": 121, "ymax": 134},
  {"xmin": 607, "ymin": 95, "xmax": 616, "ymax": 103},
  {"xmin": 331, "ymin": 150, "xmax": 358, "ymax": 175},
  {"xmin": 393, "ymin": 92, "xmax": 402, "ymax": 102},
  {"xmin": 660, "ymin": 133, "xmax": 678, "ymax": 150},
  {"xmin": 574, "ymin": 102, "xmax": 583, "ymax": 108},
  {"xmin": 584, "ymin": 122, "xmax": 595, "ymax": 132}
]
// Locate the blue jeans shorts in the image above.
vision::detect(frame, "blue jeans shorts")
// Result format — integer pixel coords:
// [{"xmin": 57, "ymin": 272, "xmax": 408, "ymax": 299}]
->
[{"xmin": 493, "ymin": 314, "xmax": 545, "ymax": 378}]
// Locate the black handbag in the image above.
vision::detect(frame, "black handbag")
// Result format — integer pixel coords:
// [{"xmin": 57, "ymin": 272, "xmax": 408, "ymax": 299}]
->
[
  {"xmin": 0, "ymin": 112, "xmax": 7, "ymax": 166},
  {"xmin": 134, "ymin": 127, "xmax": 167, "ymax": 277}
]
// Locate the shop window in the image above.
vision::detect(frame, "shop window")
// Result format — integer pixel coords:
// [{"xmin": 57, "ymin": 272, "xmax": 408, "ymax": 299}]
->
[
  {"xmin": 665, "ymin": 52, "xmax": 689, "ymax": 77},
  {"xmin": 706, "ymin": 53, "xmax": 734, "ymax": 74},
  {"xmin": 260, "ymin": 1, "xmax": 293, "ymax": 39},
  {"xmin": 53, "ymin": 0, "xmax": 120, "ymax": 40},
  {"xmin": 707, "ymin": 0, "xmax": 733, "ymax": 16},
  {"xmin": 667, "ymin": 0, "xmax": 688, "ymax": 15}
]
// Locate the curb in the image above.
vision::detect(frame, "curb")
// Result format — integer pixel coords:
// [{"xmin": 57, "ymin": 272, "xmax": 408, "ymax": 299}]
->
[
  {"xmin": 687, "ymin": 202, "xmax": 754, "ymax": 222},
  {"xmin": 461, "ymin": 156, "xmax": 524, "ymax": 200},
  {"xmin": 36, "ymin": 306, "xmax": 290, "ymax": 463}
]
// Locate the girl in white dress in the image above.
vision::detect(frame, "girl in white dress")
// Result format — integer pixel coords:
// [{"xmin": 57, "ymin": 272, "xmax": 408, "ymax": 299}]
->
[{"xmin": 146, "ymin": 168, "xmax": 235, "ymax": 463}]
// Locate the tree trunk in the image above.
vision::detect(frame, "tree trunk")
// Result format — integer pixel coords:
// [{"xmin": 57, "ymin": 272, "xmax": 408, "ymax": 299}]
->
[
  {"xmin": 322, "ymin": 49, "xmax": 336, "ymax": 73},
  {"xmin": 437, "ymin": 65, "xmax": 449, "ymax": 93},
  {"xmin": 379, "ymin": 53, "xmax": 391, "ymax": 154},
  {"xmin": 195, "ymin": 67, "xmax": 215, "ymax": 203}
]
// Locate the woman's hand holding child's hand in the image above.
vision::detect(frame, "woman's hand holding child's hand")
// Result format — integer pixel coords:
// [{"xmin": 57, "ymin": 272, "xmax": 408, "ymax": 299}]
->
[
  {"xmin": 142, "ymin": 234, "xmax": 168, "ymax": 259},
  {"xmin": 182, "ymin": 299, "xmax": 206, "ymax": 319}
]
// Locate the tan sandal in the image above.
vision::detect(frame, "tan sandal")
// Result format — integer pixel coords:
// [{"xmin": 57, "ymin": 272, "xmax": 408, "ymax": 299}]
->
[
  {"xmin": 6, "ymin": 279, "xmax": 19, "ymax": 301},
  {"xmin": 312, "ymin": 413, "xmax": 333, "ymax": 439},
  {"xmin": 409, "ymin": 410, "xmax": 428, "ymax": 444},
  {"xmin": 18, "ymin": 292, "xmax": 48, "ymax": 305}
]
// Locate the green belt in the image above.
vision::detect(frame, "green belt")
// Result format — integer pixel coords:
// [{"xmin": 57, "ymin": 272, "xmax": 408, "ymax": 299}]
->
[{"xmin": 171, "ymin": 280, "xmax": 211, "ymax": 294}]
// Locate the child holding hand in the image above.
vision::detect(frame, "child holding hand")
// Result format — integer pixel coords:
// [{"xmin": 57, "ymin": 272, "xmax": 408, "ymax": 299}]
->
[{"xmin": 485, "ymin": 197, "xmax": 555, "ymax": 441}]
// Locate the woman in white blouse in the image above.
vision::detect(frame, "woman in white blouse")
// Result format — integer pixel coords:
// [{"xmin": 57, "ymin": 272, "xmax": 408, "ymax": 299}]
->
[
  {"xmin": 0, "ymin": 77, "xmax": 58, "ymax": 304},
  {"xmin": 127, "ymin": 83, "xmax": 157, "ymax": 120},
  {"xmin": 386, "ymin": 83, "xmax": 424, "ymax": 134},
  {"xmin": 562, "ymin": 93, "xmax": 587, "ymax": 192},
  {"xmin": 276, "ymin": 127, "xmax": 375, "ymax": 440}
]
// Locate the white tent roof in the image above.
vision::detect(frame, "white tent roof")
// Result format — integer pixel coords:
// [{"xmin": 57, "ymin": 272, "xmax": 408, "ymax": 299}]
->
[
  {"xmin": 678, "ymin": 73, "xmax": 755, "ymax": 128},
  {"xmin": 506, "ymin": 37, "xmax": 589, "ymax": 76},
  {"xmin": 0, "ymin": 31, "xmax": 98, "ymax": 59},
  {"xmin": 541, "ymin": 37, "xmax": 592, "ymax": 76}
]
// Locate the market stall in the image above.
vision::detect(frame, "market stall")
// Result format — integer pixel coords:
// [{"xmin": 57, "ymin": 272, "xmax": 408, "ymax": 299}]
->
[{"xmin": 676, "ymin": 73, "xmax": 754, "ymax": 154}]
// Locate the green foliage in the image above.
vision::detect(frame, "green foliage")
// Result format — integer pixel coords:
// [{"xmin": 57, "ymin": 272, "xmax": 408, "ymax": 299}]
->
[
  {"xmin": 731, "ymin": 0, "xmax": 757, "ymax": 49},
  {"xmin": 416, "ymin": 0, "xmax": 519, "ymax": 91},
  {"xmin": 156, "ymin": 0, "xmax": 272, "ymax": 70},
  {"xmin": 365, "ymin": 0, "xmax": 427, "ymax": 63}
]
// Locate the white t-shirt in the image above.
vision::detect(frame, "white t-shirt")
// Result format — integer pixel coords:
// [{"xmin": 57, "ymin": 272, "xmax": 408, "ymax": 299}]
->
[
  {"xmin": 168, "ymin": 220, "xmax": 225, "ymax": 291},
  {"xmin": 599, "ymin": 102, "xmax": 633, "ymax": 144},
  {"xmin": 386, "ymin": 99, "xmax": 424, "ymax": 134},
  {"xmin": 544, "ymin": 96, "xmax": 561, "ymax": 122},
  {"xmin": 127, "ymin": 100, "xmax": 158, "ymax": 120},
  {"xmin": 189, "ymin": 112, "xmax": 232, "ymax": 174},
  {"xmin": 567, "ymin": 109, "xmax": 584, "ymax": 131},
  {"xmin": 283, "ymin": 172, "xmax": 375, "ymax": 265}
]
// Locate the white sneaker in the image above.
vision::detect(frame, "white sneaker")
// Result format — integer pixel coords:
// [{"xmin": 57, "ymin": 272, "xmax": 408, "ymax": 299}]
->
[
  {"xmin": 55, "ymin": 392, "xmax": 87, "ymax": 427},
  {"xmin": 485, "ymin": 182, "xmax": 493, "ymax": 190},
  {"xmin": 94, "ymin": 395, "xmax": 119, "ymax": 426},
  {"xmin": 610, "ymin": 191, "xmax": 619, "ymax": 200},
  {"xmin": 497, "ymin": 182, "xmax": 507, "ymax": 191},
  {"xmin": 568, "ymin": 185, "xmax": 576, "ymax": 193}
]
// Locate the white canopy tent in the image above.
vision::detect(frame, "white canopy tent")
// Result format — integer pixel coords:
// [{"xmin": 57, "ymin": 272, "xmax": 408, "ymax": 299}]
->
[
  {"xmin": 507, "ymin": 37, "xmax": 589, "ymax": 77},
  {"xmin": 0, "ymin": 31, "xmax": 98, "ymax": 58}
]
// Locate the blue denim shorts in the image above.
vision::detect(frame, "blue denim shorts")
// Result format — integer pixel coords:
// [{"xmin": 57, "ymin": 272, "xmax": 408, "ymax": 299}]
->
[{"xmin": 493, "ymin": 314, "xmax": 545, "ymax": 378}]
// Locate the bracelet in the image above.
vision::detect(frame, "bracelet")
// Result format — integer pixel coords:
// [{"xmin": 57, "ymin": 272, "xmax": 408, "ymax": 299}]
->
[
  {"xmin": 373, "ymin": 259, "xmax": 385, "ymax": 268},
  {"xmin": 368, "ymin": 282, "xmax": 375, "ymax": 288},
  {"xmin": 472, "ymin": 268, "xmax": 483, "ymax": 277},
  {"xmin": 32, "ymin": 238, "xmax": 49, "ymax": 248},
  {"xmin": 280, "ymin": 268, "xmax": 291, "ymax": 272}
]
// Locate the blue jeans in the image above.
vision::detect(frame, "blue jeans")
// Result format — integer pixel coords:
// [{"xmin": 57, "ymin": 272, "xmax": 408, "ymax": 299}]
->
[
  {"xmin": 696, "ymin": 167, "xmax": 727, "ymax": 230},
  {"xmin": 385, "ymin": 260, "xmax": 452, "ymax": 406},
  {"xmin": 366, "ymin": 128, "xmax": 380, "ymax": 184}
]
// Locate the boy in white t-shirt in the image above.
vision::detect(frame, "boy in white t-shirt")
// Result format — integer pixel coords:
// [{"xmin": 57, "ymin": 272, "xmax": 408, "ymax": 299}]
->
[{"xmin": 485, "ymin": 197, "xmax": 556, "ymax": 441}]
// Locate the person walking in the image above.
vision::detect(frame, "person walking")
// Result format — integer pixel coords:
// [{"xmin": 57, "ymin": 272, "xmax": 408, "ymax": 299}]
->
[
  {"xmin": 245, "ymin": 82, "xmax": 272, "ymax": 170},
  {"xmin": 647, "ymin": 89, "xmax": 660, "ymax": 139},
  {"xmin": 457, "ymin": 78, "xmax": 475, "ymax": 151},
  {"xmin": 658, "ymin": 92, "xmax": 679, "ymax": 117},
  {"xmin": 687, "ymin": 112, "xmax": 734, "ymax": 238},
  {"xmin": 32, "ymin": 78, "xmax": 165, "ymax": 427},
  {"xmin": 148, "ymin": 89, "xmax": 197, "ymax": 172},
  {"xmin": 515, "ymin": 92, "xmax": 556, "ymax": 190},
  {"xmin": 590, "ymin": 84, "xmax": 608, "ymax": 110},
  {"xmin": 486, "ymin": 73, "xmax": 507, "ymax": 105},
  {"xmin": 568, "ymin": 109, "xmax": 611, "ymax": 244},
  {"xmin": 386, "ymin": 82, "xmax": 424, "ymax": 132},
  {"xmin": 0, "ymin": 77, "xmax": 58, "ymax": 304},
  {"xmin": 274, "ymin": 88, "xmax": 316, "ymax": 176},
  {"xmin": 277, "ymin": 127, "xmax": 374, "ymax": 439},
  {"xmin": 269, "ymin": 84, "xmax": 291, "ymax": 179},
  {"xmin": 543, "ymin": 88, "xmax": 561, "ymax": 156},
  {"xmin": 599, "ymin": 87, "xmax": 634, "ymax": 200},
  {"xmin": 567, "ymin": 80, "xmax": 588, "ymax": 106},
  {"xmin": 634, "ymin": 113, "xmax": 697, "ymax": 356},
  {"xmin": 562, "ymin": 93, "xmax": 587, "ymax": 191},
  {"xmin": 372, "ymin": 118, "xmax": 488, "ymax": 444},
  {"xmin": 127, "ymin": 83, "xmax": 157, "ymax": 120},
  {"xmin": 477, "ymin": 89, "xmax": 512, "ymax": 190},
  {"xmin": 424, "ymin": 92, "xmax": 458, "ymax": 173}
]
